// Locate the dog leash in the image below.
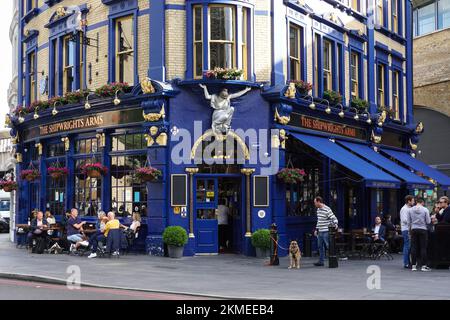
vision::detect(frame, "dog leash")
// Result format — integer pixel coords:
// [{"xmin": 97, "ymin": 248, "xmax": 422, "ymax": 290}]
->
[{"xmin": 270, "ymin": 236, "xmax": 290, "ymax": 251}]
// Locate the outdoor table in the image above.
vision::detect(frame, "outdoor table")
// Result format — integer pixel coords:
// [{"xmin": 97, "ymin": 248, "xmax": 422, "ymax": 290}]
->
[{"xmin": 82, "ymin": 228, "xmax": 97, "ymax": 234}]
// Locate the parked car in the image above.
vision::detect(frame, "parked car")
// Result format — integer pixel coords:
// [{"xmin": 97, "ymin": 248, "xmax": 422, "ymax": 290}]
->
[{"xmin": 0, "ymin": 217, "xmax": 8, "ymax": 233}]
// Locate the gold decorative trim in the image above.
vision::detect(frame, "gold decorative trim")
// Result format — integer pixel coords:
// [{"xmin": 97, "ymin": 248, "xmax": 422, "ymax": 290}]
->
[
  {"xmin": 56, "ymin": 6, "xmax": 66, "ymax": 17},
  {"xmin": 190, "ymin": 129, "xmax": 250, "ymax": 160},
  {"xmin": 144, "ymin": 134, "xmax": 154, "ymax": 147},
  {"xmin": 415, "ymin": 122, "xmax": 424, "ymax": 134},
  {"xmin": 284, "ymin": 82, "xmax": 296, "ymax": 99},
  {"xmin": 185, "ymin": 168, "xmax": 199, "ymax": 238},
  {"xmin": 15, "ymin": 153, "xmax": 23, "ymax": 163},
  {"xmin": 95, "ymin": 133, "xmax": 106, "ymax": 148},
  {"xmin": 156, "ymin": 133, "xmax": 168, "ymax": 146},
  {"xmin": 279, "ymin": 129, "xmax": 287, "ymax": 149},
  {"xmin": 371, "ymin": 130, "xmax": 382, "ymax": 144},
  {"xmin": 141, "ymin": 77, "xmax": 156, "ymax": 94},
  {"xmin": 35, "ymin": 143, "xmax": 43, "ymax": 156},
  {"xmin": 409, "ymin": 139, "xmax": 418, "ymax": 151},
  {"xmin": 274, "ymin": 108, "xmax": 291, "ymax": 125},
  {"xmin": 143, "ymin": 104, "xmax": 165, "ymax": 122},
  {"xmin": 241, "ymin": 168, "xmax": 255, "ymax": 237},
  {"xmin": 61, "ymin": 137, "xmax": 70, "ymax": 151}
]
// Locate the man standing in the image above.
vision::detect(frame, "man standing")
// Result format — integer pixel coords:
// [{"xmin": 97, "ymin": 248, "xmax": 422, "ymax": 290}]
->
[
  {"xmin": 400, "ymin": 195, "xmax": 414, "ymax": 268},
  {"xmin": 216, "ymin": 199, "xmax": 229, "ymax": 252},
  {"xmin": 313, "ymin": 196, "xmax": 338, "ymax": 267},
  {"xmin": 408, "ymin": 198, "xmax": 431, "ymax": 271},
  {"xmin": 439, "ymin": 196, "xmax": 450, "ymax": 223}
]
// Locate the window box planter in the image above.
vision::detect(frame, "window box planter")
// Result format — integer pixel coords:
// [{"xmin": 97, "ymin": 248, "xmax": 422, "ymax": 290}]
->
[{"xmin": 204, "ymin": 68, "xmax": 244, "ymax": 81}]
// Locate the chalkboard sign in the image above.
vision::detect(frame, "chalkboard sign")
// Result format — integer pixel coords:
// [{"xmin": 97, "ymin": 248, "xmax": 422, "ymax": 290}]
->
[
  {"xmin": 171, "ymin": 174, "xmax": 188, "ymax": 207},
  {"xmin": 253, "ymin": 176, "xmax": 269, "ymax": 207}
]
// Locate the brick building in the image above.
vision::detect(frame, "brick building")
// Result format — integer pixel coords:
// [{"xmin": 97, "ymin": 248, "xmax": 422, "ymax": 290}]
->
[{"xmin": 8, "ymin": 0, "xmax": 450, "ymax": 256}]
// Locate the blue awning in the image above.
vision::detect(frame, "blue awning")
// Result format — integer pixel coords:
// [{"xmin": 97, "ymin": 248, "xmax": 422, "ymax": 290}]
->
[
  {"xmin": 291, "ymin": 133, "xmax": 401, "ymax": 188},
  {"xmin": 382, "ymin": 148, "xmax": 450, "ymax": 191},
  {"xmin": 338, "ymin": 141, "xmax": 434, "ymax": 190}
]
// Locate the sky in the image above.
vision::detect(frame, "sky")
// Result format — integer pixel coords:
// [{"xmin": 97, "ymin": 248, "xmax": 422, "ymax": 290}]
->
[{"xmin": 0, "ymin": 1, "xmax": 13, "ymax": 130}]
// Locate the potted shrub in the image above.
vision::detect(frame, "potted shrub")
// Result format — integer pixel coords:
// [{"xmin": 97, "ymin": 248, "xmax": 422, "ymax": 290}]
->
[
  {"xmin": 290, "ymin": 80, "xmax": 312, "ymax": 96},
  {"xmin": 251, "ymin": 229, "xmax": 271, "ymax": 258},
  {"xmin": 81, "ymin": 162, "xmax": 108, "ymax": 178},
  {"xmin": 204, "ymin": 67, "xmax": 244, "ymax": 80},
  {"xmin": 20, "ymin": 169, "xmax": 40, "ymax": 182},
  {"xmin": 350, "ymin": 98, "xmax": 369, "ymax": 112},
  {"xmin": 135, "ymin": 166, "xmax": 162, "ymax": 182},
  {"xmin": 323, "ymin": 90, "xmax": 342, "ymax": 106},
  {"xmin": 0, "ymin": 180, "xmax": 17, "ymax": 192},
  {"xmin": 95, "ymin": 82, "xmax": 131, "ymax": 97},
  {"xmin": 162, "ymin": 226, "xmax": 188, "ymax": 258},
  {"xmin": 277, "ymin": 168, "xmax": 306, "ymax": 184},
  {"xmin": 47, "ymin": 166, "xmax": 69, "ymax": 179}
]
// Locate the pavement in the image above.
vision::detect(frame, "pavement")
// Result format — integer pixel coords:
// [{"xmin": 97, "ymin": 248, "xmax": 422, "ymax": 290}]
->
[{"xmin": 0, "ymin": 234, "xmax": 449, "ymax": 300}]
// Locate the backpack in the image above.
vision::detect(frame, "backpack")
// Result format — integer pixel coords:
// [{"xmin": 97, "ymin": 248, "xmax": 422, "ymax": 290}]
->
[{"xmin": 33, "ymin": 237, "xmax": 46, "ymax": 254}]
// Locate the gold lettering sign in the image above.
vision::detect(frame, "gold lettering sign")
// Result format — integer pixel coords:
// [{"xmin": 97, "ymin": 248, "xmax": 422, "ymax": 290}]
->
[{"xmin": 39, "ymin": 115, "xmax": 104, "ymax": 136}]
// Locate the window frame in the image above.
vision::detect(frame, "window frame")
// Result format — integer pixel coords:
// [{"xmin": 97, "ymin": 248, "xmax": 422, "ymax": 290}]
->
[
  {"xmin": 392, "ymin": 70, "xmax": 399, "ymax": 121},
  {"xmin": 28, "ymin": 50, "xmax": 37, "ymax": 104},
  {"xmin": 288, "ymin": 22, "xmax": 304, "ymax": 82},
  {"xmin": 392, "ymin": 0, "xmax": 398, "ymax": 34},
  {"xmin": 350, "ymin": 51, "xmax": 359, "ymax": 99},
  {"xmin": 376, "ymin": 0, "xmax": 384, "ymax": 26},
  {"xmin": 193, "ymin": 5, "xmax": 204, "ymax": 79},
  {"xmin": 115, "ymin": 15, "xmax": 135, "ymax": 85},
  {"xmin": 377, "ymin": 63, "xmax": 385, "ymax": 107},
  {"xmin": 323, "ymin": 39, "xmax": 333, "ymax": 92}
]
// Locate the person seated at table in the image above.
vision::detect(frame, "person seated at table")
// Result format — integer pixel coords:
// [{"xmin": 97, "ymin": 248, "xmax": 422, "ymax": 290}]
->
[
  {"xmin": 67, "ymin": 208, "xmax": 89, "ymax": 252},
  {"xmin": 104, "ymin": 211, "xmax": 121, "ymax": 256},
  {"xmin": 45, "ymin": 211, "xmax": 56, "ymax": 236},
  {"xmin": 87, "ymin": 211, "xmax": 108, "ymax": 259},
  {"xmin": 383, "ymin": 215, "xmax": 396, "ymax": 232},
  {"xmin": 371, "ymin": 216, "xmax": 386, "ymax": 243},
  {"xmin": 29, "ymin": 211, "xmax": 48, "ymax": 250},
  {"xmin": 121, "ymin": 213, "xmax": 141, "ymax": 243}
]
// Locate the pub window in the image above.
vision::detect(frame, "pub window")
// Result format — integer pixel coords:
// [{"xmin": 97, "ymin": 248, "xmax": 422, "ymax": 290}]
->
[
  {"xmin": 193, "ymin": 5, "xmax": 203, "ymax": 79},
  {"xmin": 323, "ymin": 40, "xmax": 332, "ymax": 92},
  {"xmin": 63, "ymin": 35, "xmax": 75, "ymax": 93},
  {"xmin": 289, "ymin": 23, "xmax": 302, "ymax": 81},
  {"xmin": 74, "ymin": 158, "xmax": 102, "ymax": 216},
  {"xmin": 28, "ymin": 51, "xmax": 36, "ymax": 103},
  {"xmin": 111, "ymin": 154, "xmax": 147, "ymax": 217},
  {"xmin": 376, "ymin": 189, "xmax": 384, "ymax": 215},
  {"xmin": 75, "ymin": 137, "xmax": 99, "ymax": 154},
  {"xmin": 115, "ymin": 15, "xmax": 134, "ymax": 85},
  {"xmin": 392, "ymin": 0, "xmax": 399, "ymax": 34},
  {"xmin": 350, "ymin": 52, "xmax": 359, "ymax": 99},
  {"xmin": 286, "ymin": 168, "xmax": 321, "ymax": 217},
  {"xmin": 46, "ymin": 160, "xmax": 66, "ymax": 216},
  {"xmin": 377, "ymin": 64, "xmax": 385, "ymax": 107},
  {"xmin": 392, "ymin": 70, "xmax": 400, "ymax": 120},
  {"xmin": 112, "ymin": 133, "xmax": 146, "ymax": 152},
  {"xmin": 376, "ymin": 0, "xmax": 384, "ymax": 26},
  {"xmin": 209, "ymin": 5, "xmax": 236, "ymax": 70},
  {"xmin": 46, "ymin": 142, "xmax": 65, "ymax": 158}
]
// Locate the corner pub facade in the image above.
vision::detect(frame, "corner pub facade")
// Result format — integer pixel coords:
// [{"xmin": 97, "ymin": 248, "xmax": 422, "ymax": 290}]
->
[{"xmin": 8, "ymin": 0, "xmax": 450, "ymax": 256}]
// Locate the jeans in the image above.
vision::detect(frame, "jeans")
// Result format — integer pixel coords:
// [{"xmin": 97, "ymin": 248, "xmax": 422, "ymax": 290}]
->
[
  {"xmin": 411, "ymin": 229, "xmax": 428, "ymax": 268},
  {"xmin": 402, "ymin": 230, "xmax": 410, "ymax": 266},
  {"xmin": 67, "ymin": 234, "xmax": 83, "ymax": 243},
  {"xmin": 318, "ymin": 231, "xmax": 329, "ymax": 264}
]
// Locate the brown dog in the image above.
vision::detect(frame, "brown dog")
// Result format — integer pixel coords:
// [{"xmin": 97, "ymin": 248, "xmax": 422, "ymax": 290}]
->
[{"xmin": 288, "ymin": 241, "xmax": 301, "ymax": 269}]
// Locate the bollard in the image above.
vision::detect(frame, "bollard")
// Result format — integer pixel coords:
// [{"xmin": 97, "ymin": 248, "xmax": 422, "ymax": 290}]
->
[
  {"xmin": 269, "ymin": 223, "xmax": 279, "ymax": 265},
  {"xmin": 328, "ymin": 223, "xmax": 338, "ymax": 268}
]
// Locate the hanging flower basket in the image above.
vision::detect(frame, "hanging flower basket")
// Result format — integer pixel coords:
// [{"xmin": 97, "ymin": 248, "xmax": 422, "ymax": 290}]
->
[
  {"xmin": 81, "ymin": 162, "xmax": 108, "ymax": 178},
  {"xmin": 48, "ymin": 166, "xmax": 69, "ymax": 179},
  {"xmin": 135, "ymin": 167, "xmax": 162, "ymax": 182},
  {"xmin": 277, "ymin": 168, "xmax": 306, "ymax": 185},
  {"xmin": 0, "ymin": 180, "xmax": 18, "ymax": 192},
  {"xmin": 20, "ymin": 169, "xmax": 40, "ymax": 182}
]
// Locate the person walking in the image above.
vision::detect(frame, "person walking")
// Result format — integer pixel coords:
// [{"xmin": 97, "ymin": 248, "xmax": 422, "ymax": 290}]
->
[
  {"xmin": 400, "ymin": 195, "xmax": 414, "ymax": 269},
  {"xmin": 313, "ymin": 196, "xmax": 338, "ymax": 267},
  {"xmin": 408, "ymin": 198, "xmax": 431, "ymax": 272},
  {"xmin": 217, "ymin": 199, "xmax": 230, "ymax": 252}
]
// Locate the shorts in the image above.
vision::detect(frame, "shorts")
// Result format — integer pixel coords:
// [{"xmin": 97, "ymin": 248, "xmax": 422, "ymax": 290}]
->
[{"xmin": 67, "ymin": 234, "xmax": 84, "ymax": 243}]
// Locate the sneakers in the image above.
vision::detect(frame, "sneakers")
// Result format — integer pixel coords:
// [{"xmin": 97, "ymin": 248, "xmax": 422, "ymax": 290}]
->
[
  {"xmin": 314, "ymin": 262, "xmax": 324, "ymax": 267},
  {"xmin": 404, "ymin": 264, "xmax": 411, "ymax": 269},
  {"xmin": 411, "ymin": 265, "xmax": 417, "ymax": 271},
  {"xmin": 421, "ymin": 266, "xmax": 431, "ymax": 272},
  {"xmin": 87, "ymin": 252, "xmax": 97, "ymax": 259},
  {"xmin": 69, "ymin": 244, "xmax": 76, "ymax": 252},
  {"xmin": 112, "ymin": 250, "xmax": 120, "ymax": 257},
  {"xmin": 79, "ymin": 240, "xmax": 89, "ymax": 247}
]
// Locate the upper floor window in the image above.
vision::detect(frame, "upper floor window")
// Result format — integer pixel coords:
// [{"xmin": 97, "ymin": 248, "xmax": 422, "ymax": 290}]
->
[
  {"xmin": 323, "ymin": 40, "xmax": 332, "ymax": 92},
  {"xmin": 392, "ymin": 0, "xmax": 398, "ymax": 33},
  {"xmin": 289, "ymin": 24, "xmax": 303, "ymax": 81},
  {"xmin": 438, "ymin": 0, "xmax": 450, "ymax": 29},
  {"xmin": 350, "ymin": 52, "xmax": 359, "ymax": 99},
  {"xmin": 63, "ymin": 35, "xmax": 75, "ymax": 94},
  {"xmin": 192, "ymin": 4, "xmax": 249, "ymax": 79},
  {"xmin": 28, "ymin": 51, "xmax": 36, "ymax": 103},
  {"xmin": 392, "ymin": 70, "xmax": 400, "ymax": 120},
  {"xmin": 377, "ymin": 64, "xmax": 385, "ymax": 107},
  {"xmin": 376, "ymin": 0, "xmax": 384, "ymax": 26},
  {"xmin": 115, "ymin": 15, "xmax": 134, "ymax": 85},
  {"xmin": 351, "ymin": 0, "xmax": 359, "ymax": 11},
  {"xmin": 417, "ymin": 3, "xmax": 436, "ymax": 35}
]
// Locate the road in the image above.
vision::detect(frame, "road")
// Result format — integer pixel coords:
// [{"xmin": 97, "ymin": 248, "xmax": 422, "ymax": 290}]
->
[{"xmin": 0, "ymin": 278, "xmax": 214, "ymax": 300}]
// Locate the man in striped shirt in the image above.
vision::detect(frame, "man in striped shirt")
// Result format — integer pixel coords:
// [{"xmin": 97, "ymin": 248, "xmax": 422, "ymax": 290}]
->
[{"xmin": 313, "ymin": 196, "xmax": 339, "ymax": 266}]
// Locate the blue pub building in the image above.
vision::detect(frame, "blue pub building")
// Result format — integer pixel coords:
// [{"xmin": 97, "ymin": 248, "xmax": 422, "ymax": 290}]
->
[{"xmin": 9, "ymin": 0, "xmax": 450, "ymax": 256}]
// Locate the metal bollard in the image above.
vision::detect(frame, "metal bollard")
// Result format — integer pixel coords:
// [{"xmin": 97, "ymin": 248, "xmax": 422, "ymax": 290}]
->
[
  {"xmin": 269, "ymin": 223, "xmax": 279, "ymax": 265},
  {"xmin": 328, "ymin": 223, "xmax": 338, "ymax": 268}
]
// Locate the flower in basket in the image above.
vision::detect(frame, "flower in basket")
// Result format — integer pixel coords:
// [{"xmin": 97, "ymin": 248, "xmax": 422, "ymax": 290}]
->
[
  {"xmin": 290, "ymin": 80, "xmax": 313, "ymax": 95},
  {"xmin": 135, "ymin": 166, "xmax": 162, "ymax": 182},
  {"xmin": 204, "ymin": 68, "xmax": 244, "ymax": 80},
  {"xmin": 47, "ymin": 166, "xmax": 69, "ymax": 179},
  {"xmin": 95, "ymin": 82, "xmax": 131, "ymax": 98},
  {"xmin": 277, "ymin": 168, "xmax": 306, "ymax": 184},
  {"xmin": 81, "ymin": 162, "xmax": 108, "ymax": 177},
  {"xmin": 0, "ymin": 180, "xmax": 18, "ymax": 192},
  {"xmin": 20, "ymin": 169, "xmax": 40, "ymax": 182}
]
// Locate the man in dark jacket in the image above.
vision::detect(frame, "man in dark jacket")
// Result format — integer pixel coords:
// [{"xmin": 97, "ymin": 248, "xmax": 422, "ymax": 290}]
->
[
  {"xmin": 439, "ymin": 196, "xmax": 450, "ymax": 224},
  {"xmin": 30, "ymin": 211, "xmax": 48, "ymax": 252}
]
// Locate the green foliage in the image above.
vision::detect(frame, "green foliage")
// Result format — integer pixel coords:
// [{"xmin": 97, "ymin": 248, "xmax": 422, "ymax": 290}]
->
[
  {"xmin": 323, "ymin": 90, "xmax": 342, "ymax": 105},
  {"xmin": 162, "ymin": 226, "xmax": 188, "ymax": 247},
  {"xmin": 251, "ymin": 229, "xmax": 271, "ymax": 250},
  {"xmin": 350, "ymin": 98, "xmax": 369, "ymax": 112}
]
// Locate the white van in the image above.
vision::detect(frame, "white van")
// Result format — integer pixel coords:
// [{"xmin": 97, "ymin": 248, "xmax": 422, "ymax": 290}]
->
[{"xmin": 0, "ymin": 190, "xmax": 11, "ymax": 225}]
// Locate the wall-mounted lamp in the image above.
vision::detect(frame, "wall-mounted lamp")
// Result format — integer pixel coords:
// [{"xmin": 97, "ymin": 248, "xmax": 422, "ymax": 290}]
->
[
  {"xmin": 362, "ymin": 111, "xmax": 372, "ymax": 124},
  {"xmin": 351, "ymin": 107, "xmax": 359, "ymax": 121},
  {"xmin": 114, "ymin": 89, "xmax": 123, "ymax": 106},
  {"xmin": 33, "ymin": 107, "xmax": 39, "ymax": 120},
  {"xmin": 337, "ymin": 104, "xmax": 345, "ymax": 118},
  {"xmin": 305, "ymin": 95, "xmax": 315, "ymax": 110},
  {"xmin": 52, "ymin": 101, "xmax": 62, "ymax": 116},
  {"xmin": 84, "ymin": 91, "xmax": 95, "ymax": 110}
]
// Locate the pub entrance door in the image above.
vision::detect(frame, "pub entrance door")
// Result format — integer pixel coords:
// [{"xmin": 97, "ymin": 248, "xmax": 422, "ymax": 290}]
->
[{"xmin": 194, "ymin": 175, "xmax": 243, "ymax": 254}]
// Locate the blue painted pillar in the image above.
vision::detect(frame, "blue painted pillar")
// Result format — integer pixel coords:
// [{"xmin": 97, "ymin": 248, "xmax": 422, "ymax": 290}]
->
[
  {"xmin": 65, "ymin": 135, "xmax": 74, "ymax": 212},
  {"xmin": 101, "ymin": 132, "xmax": 111, "ymax": 213},
  {"xmin": 149, "ymin": 0, "xmax": 166, "ymax": 81},
  {"xmin": 18, "ymin": 1, "xmax": 24, "ymax": 107},
  {"xmin": 272, "ymin": 147, "xmax": 287, "ymax": 257},
  {"xmin": 405, "ymin": 0, "xmax": 414, "ymax": 124},
  {"xmin": 367, "ymin": 2, "xmax": 377, "ymax": 114},
  {"xmin": 271, "ymin": 0, "xmax": 286, "ymax": 85}
]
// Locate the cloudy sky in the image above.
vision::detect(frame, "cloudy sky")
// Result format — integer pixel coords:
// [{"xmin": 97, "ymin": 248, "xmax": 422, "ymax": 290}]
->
[{"xmin": 0, "ymin": 1, "xmax": 13, "ymax": 129}]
